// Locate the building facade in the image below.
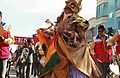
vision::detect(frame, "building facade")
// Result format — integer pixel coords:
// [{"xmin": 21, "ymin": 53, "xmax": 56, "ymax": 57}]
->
[
  {"xmin": 86, "ymin": 17, "xmax": 97, "ymax": 42},
  {"xmin": 96, "ymin": 0, "xmax": 120, "ymax": 30}
]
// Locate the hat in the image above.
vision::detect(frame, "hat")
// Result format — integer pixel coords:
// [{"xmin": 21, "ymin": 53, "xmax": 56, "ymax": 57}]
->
[
  {"xmin": 98, "ymin": 24, "xmax": 106, "ymax": 30},
  {"xmin": 64, "ymin": 0, "xmax": 79, "ymax": 13},
  {"xmin": 0, "ymin": 11, "xmax": 2, "ymax": 16},
  {"xmin": 71, "ymin": 15, "xmax": 89, "ymax": 31},
  {"xmin": 64, "ymin": 0, "xmax": 82, "ymax": 13}
]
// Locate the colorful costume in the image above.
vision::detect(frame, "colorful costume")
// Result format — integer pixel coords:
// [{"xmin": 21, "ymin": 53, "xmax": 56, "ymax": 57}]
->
[{"xmin": 37, "ymin": 0, "xmax": 101, "ymax": 78}]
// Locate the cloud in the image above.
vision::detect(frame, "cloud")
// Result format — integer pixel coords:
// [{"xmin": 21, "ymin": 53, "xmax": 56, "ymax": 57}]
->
[
  {"xmin": 1, "ymin": 0, "xmax": 97, "ymax": 37},
  {"xmin": 36, "ymin": 0, "xmax": 65, "ymax": 12},
  {"xmin": 3, "ymin": 0, "xmax": 37, "ymax": 11},
  {"xmin": 80, "ymin": 0, "xmax": 96, "ymax": 19},
  {"xmin": 2, "ymin": 0, "xmax": 65, "ymax": 13},
  {"xmin": 2, "ymin": 0, "xmax": 96, "ymax": 17}
]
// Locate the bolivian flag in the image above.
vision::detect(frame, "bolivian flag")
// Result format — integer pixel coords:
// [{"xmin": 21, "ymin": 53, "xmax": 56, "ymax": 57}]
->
[
  {"xmin": 37, "ymin": 30, "xmax": 60, "ymax": 75},
  {"xmin": 37, "ymin": 30, "xmax": 48, "ymax": 56},
  {"xmin": 45, "ymin": 33, "xmax": 60, "ymax": 69}
]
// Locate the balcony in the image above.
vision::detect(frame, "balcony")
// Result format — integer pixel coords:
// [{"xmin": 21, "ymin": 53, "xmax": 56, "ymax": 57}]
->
[
  {"xmin": 96, "ymin": 16, "xmax": 108, "ymax": 25},
  {"xmin": 116, "ymin": 8, "xmax": 120, "ymax": 17},
  {"xmin": 97, "ymin": 0, "xmax": 108, "ymax": 6}
]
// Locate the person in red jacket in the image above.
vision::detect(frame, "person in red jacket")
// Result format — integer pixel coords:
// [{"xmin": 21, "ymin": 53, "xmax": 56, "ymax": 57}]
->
[
  {"xmin": 107, "ymin": 30, "xmax": 120, "ymax": 57},
  {"xmin": 0, "ymin": 11, "xmax": 14, "ymax": 78},
  {"xmin": 90, "ymin": 24, "xmax": 113, "ymax": 78},
  {"xmin": 107, "ymin": 30, "xmax": 120, "ymax": 77}
]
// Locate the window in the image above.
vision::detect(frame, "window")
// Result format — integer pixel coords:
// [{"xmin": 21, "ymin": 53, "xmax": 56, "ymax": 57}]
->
[
  {"xmin": 96, "ymin": 6, "xmax": 100, "ymax": 18},
  {"xmin": 118, "ymin": 21, "xmax": 120, "ymax": 29},
  {"xmin": 115, "ymin": 0, "xmax": 120, "ymax": 9},
  {"xmin": 96, "ymin": 2, "xmax": 108, "ymax": 18},
  {"xmin": 103, "ymin": 3, "xmax": 108, "ymax": 15}
]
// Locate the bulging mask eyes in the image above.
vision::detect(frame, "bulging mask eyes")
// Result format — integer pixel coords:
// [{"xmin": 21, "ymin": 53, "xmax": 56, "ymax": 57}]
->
[{"xmin": 70, "ymin": 3, "xmax": 75, "ymax": 8}]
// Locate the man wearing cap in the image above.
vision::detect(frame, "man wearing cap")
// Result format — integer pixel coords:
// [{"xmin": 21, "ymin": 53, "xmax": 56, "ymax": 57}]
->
[
  {"xmin": 0, "ymin": 11, "xmax": 14, "ymax": 78},
  {"xmin": 19, "ymin": 39, "xmax": 34, "ymax": 78}
]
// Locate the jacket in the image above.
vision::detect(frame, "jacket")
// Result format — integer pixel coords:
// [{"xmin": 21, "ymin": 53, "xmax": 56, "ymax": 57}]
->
[{"xmin": 93, "ymin": 34, "xmax": 112, "ymax": 62}]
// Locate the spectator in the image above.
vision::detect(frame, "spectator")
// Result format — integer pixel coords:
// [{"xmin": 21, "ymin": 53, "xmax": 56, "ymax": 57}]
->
[
  {"xmin": 0, "ymin": 11, "xmax": 14, "ymax": 78},
  {"xmin": 107, "ymin": 30, "xmax": 120, "ymax": 62},
  {"xmin": 107, "ymin": 27, "xmax": 114, "ymax": 36},
  {"xmin": 90, "ymin": 24, "xmax": 113, "ymax": 78},
  {"xmin": 33, "ymin": 42, "xmax": 43, "ymax": 77},
  {"xmin": 15, "ymin": 45, "xmax": 22, "ymax": 77},
  {"xmin": 24, "ymin": 39, "xmax": 34, "ymax": 78}
]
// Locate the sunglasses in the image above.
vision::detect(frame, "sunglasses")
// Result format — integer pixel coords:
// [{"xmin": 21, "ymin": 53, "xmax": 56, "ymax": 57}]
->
[{"xmin": 98, "ymin": 30, "xmax": 104, "ymax": 32}]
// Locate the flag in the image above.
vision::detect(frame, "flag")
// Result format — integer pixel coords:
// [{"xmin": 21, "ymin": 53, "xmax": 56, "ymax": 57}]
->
[
  {"xmin": 37, "ymin": 30, "xmax": 60, "ymax": 75},
  {"xmin": 45, "ymin": 33, "xmax": 60, "ymax": 68},
  {"xmin": 0, "ymin": 23, "xmax": 4, "ymax": 37},
  {"xmin": 37, "ymin": 30, "xmax": 48, "ymax": 56}
]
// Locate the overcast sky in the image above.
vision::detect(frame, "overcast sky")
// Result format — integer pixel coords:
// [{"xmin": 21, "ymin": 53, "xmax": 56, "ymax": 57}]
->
[{"xmin": 0, "ymin": 0, "xmax": 96, "ymax": 37}]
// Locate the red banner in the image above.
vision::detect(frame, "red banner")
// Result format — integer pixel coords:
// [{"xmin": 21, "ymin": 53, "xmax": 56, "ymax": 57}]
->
[{"xmin": 14, "ymin": 36, "xmax": 39, "ymax": 45}]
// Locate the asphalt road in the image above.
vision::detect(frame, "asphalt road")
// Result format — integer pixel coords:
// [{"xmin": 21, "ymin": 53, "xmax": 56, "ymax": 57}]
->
[
  {"xmin": 8, "ymin": 65, "xmax": 38, "ymax": 78},
  {"xmin": 9, "ymin": 65, "xmax": 17, "ymax": 78}
]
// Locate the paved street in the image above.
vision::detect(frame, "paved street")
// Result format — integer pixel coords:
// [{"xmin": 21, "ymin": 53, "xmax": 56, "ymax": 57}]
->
[
  {"xmin": 8, "ymin": 65, "xmax": 17, "ymax": 78},
  {"xmin": 8, "ymin": 65, "xmax": 38, "ymax": 78}
]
